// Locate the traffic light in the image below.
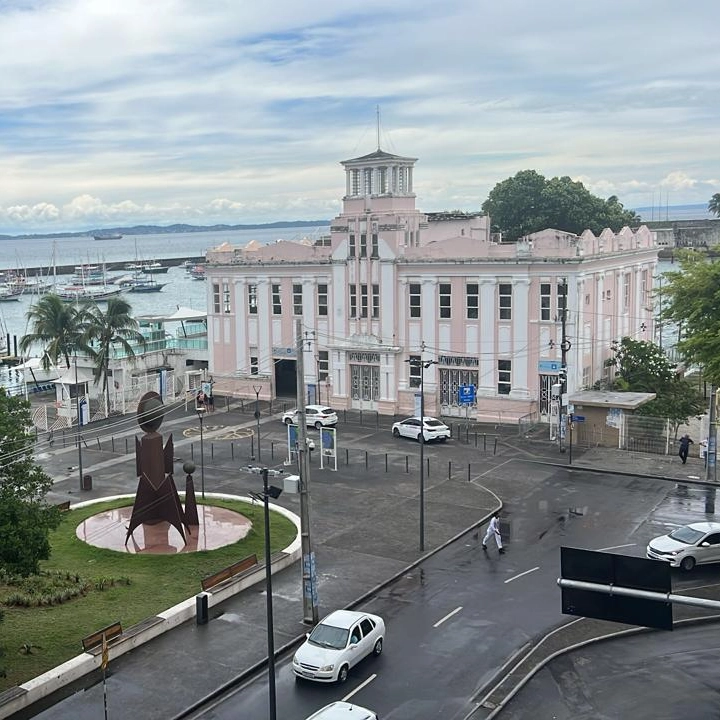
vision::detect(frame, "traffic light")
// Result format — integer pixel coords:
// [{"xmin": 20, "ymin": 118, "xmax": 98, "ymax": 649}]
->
[{"xmin": 557, "ymin": 366, "xmax": 567, "ymax": 385}]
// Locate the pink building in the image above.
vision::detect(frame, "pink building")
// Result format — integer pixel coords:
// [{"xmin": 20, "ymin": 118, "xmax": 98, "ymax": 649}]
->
[{"xmin": 205, "ymin": 147, "xmax": 657, "ymax": 424}]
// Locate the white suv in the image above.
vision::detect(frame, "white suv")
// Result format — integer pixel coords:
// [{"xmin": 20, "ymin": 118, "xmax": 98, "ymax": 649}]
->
[
  {"xmin": 392, "ymin": 416, "xmax": 450, "ymax": 442},
  {"xmin": 282, "ymin": 405, "xmax": 338, "ymax": 429},
  {"xmin": 305, "ymin": 702, "xmax": 377, "ymax": 720}
]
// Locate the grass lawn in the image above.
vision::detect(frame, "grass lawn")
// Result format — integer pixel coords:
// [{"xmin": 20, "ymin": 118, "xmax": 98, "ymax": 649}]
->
[{"xmin": 0, "ymin": 497, "xmax": 297, "ymax": 692}]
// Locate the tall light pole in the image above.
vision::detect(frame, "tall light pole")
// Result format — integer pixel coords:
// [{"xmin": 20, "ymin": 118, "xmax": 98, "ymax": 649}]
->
[
  {"xmin": 74, "ymin": 352, "xmax": 83, "ymax": 492},
  {"xmin": 196, "ymin": 406, "xmax": 206, "ymax": 498},
  {"xmin": 253, "ymin": 385, "xmax": 262, "ymax": 462},
  {"xmin": 406, "ymin": 356, "xmax": 437, "ymax": 552},
  {"xmin": 258, "ymin": 468, "xmax": 282, "ymax": 720}
]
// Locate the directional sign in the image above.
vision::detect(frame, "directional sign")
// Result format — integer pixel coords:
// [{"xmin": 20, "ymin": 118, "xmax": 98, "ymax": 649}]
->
[
  {"xmin": 458, "ymin": 384, "xmax": 476, "ymax": 405},
  {"xmin": 574, "ymin": 415, "xmax": 586, "ymax": 423}
]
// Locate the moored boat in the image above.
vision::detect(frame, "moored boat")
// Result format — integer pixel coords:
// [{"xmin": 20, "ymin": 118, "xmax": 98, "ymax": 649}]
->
[
  {"xmin": 93, "ymin": 233, "xmax": 123, "ymax": 241},
  {"xmin": 56, "ymin": 285, "xmax": 125, "ymax": 303}
]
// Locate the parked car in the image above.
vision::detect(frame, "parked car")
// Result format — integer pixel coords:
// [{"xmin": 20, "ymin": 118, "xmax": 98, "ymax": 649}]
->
[
  {"xmin": 293, "ymin": 609, "xmax": 385, "ymax": 683},
  {"xmin": 391, "ymin": 416, "xmax": 450, "ymax": 442},
  {"xmin": 646, "ymin": 521, "xmax": 720, "ymax": 571},
  {"xmin": 305, "ymin": 702, "xmax": 378, "ymax": 720},
  {"xmin": 282, "ymin": 405, "xmax": 338, "ymax": 429}
]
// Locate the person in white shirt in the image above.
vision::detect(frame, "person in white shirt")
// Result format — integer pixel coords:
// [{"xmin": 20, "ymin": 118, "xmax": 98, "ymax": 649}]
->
[{"xmin": 482, "ymin": 511, "xmax": 504, "ymax": 554}]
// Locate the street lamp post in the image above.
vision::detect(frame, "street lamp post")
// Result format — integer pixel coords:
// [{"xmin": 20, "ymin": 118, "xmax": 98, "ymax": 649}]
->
[
  {"xmin": 259, "ymin": 468, "xmax": 282, "ymax": 720},
  {"xmin": 74, "ymin": 353, "xmax": 83, "ymax": 492},
  {"xmin": 406, "ymin": 356, "xmax": 437, "ymax": 552},
  {"xmin": 253, "ymin": 385, "xmax": 262, "ymax": 462},
  {"xmin": 196, "ymin": 406, "xmax": 206, "ymax": 499}
]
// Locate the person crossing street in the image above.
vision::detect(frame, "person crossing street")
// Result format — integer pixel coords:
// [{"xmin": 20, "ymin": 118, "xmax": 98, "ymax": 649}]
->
[{"xmin": 482, "ymin": 511, "xmax": 504, "ymax": 554}]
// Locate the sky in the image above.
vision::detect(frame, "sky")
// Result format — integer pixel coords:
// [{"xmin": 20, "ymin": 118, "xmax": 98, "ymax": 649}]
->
[{"xmin": 0, "ymin": 0, "xmax": 718, "ymax": 234}]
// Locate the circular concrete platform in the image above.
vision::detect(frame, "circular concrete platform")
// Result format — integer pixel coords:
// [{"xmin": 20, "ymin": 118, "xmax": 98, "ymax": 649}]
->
[{"xmin": 75, "ymin": 504, "xmax": 252, "ymax": 554}]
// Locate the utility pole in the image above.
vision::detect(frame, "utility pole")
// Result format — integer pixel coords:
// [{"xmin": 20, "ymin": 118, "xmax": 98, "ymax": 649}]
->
[
  {"xmin": 74, "ymin": 353, "xmax": 83, "ymax": 491},
  {"xmin": 296, "ymin": 319, "xmax": 319, "ymax": 624},
  {"xmin": 261, "ymin": 467, "xmax": 278, "ymax": 720},
  {"xmin": 559, "ymin": 279, "xmax": 571, "ymax": 453}
]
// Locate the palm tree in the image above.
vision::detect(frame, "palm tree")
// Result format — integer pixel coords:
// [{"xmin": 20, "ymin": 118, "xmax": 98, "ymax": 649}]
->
[
  {"xmin": 80, "ymin": 297, "xmax": 146, "ymax": 412},
  {"xmin": 20, "ymin": 294, "xmax": 84, "ymax": 369},
  {"xmin": 709, "ymin": 193, "xmax": 720, "ymax": 218}
]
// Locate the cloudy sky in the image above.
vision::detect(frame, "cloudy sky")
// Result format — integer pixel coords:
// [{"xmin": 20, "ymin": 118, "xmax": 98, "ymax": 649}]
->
[{"xmin": 1, "ymin": 0, "xmax": 718, "ymax": 234}]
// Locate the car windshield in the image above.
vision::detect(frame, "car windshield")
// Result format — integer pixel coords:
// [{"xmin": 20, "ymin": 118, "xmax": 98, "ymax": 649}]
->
[
  {"xmin": 308, "ymin": 622, "xmax": 349, "ymax": 650},
  {"xmin": 424, "ymin": 420, "xmax": 444, "ymax": 428},
  {"xmin": 318, "ymin": 407, "xmax": 333, "ymax": 414},
  {"xmin": 669, "ymin": 526, "xmax": 705, "ymax": 544}
]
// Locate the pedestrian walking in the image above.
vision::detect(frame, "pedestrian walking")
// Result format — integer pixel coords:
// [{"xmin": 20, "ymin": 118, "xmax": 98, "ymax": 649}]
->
[
  {"xmin": 482, "ymin": 511, "xmax": 504, "ymax": 554},
  {"xmin": 678, "ymin": 434, "xmax": 694, "ymax": 464},
  {"xmin": 196, "ymin": 390, "xmax": 206, "ymax": 412}
]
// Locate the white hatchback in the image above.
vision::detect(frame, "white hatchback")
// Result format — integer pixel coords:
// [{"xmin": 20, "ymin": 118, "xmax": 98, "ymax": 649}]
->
[
  {"xmin": 392, "ymin": 416, "xmax": 450, "ymax": 442},
  {"xmin": 646, "ymin": 521, "xmax": 720, "ymax": 571},
  {"xmin": 293, "ymin": 609, "xmax": 385, "ymax": 683},
  {"xmin": 283, "ymin": 405, "xmax": 338, "ymax": 429},
  {"xmin": 305, "ymin": 702, "xmax": 378, "ymax": 720}
]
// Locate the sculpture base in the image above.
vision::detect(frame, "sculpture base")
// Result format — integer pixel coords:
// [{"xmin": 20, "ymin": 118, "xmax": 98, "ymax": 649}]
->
[{"xmin": 76, "ymin": 505, "xmax": 252, "ymax": 554}]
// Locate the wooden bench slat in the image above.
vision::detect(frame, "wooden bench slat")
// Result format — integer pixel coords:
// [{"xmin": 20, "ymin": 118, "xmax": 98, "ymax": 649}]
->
[
  {"xmin": 201, "ymin": 553, "xmax": 258, "ymax": 592},
  {"xmin": 81, "ymin": 621, "xmax": 123, "ymax": 652}
]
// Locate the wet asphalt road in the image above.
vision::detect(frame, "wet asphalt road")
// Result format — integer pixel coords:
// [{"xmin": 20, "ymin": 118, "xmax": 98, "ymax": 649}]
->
[{"xmin": 20, "ymin": 409, "xmax": 720, "ymax": 720}]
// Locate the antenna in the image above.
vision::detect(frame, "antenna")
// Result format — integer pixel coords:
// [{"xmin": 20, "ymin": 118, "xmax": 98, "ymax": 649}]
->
[{"xmin": 376, "ymin": 105, "xmax": 380, "ymax": 150}]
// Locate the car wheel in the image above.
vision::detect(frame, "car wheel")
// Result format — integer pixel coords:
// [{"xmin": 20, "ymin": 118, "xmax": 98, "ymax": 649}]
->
[
  {"xmin": 392, "ymin": 428, "xmax": 400, "ymax": 437},
  {"xmin": 416, "ymin": 432, "xmax": 423, "ymax": 442},
  {"xmin": 337, "ymin": 664, "xmax": 349, "ymax": 684},
  {"xmin": 680, "ymin": 556, "xmax": 696, "ymax": 571},
  {"xmin": 440, "ymin": 437, "xmax": 447, "ymax": 442},
  {"xmin": 284, "ymin": 417, "xmax": 292, "ymax": 425},
  {"xmin": 373, "ymin": 638, "xmax": 383, "ymax": 656},
  {"xmin": 314, "ymin": 421, "xmax": 322, "ymax": 430}
]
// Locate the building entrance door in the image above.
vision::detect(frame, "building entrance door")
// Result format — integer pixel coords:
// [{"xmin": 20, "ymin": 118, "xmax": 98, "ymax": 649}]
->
[
  {"xmin": 539, "ymin": 374, "xmax": 554, "ymax": 416},
  {"xmin": 350, "ymin": 364, "xmax": 379, "ymax": 409}
]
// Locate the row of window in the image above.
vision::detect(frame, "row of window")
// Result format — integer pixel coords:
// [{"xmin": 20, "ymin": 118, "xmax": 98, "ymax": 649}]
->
[{"xmin": 217, "ymin": 281, "xmax": 578, "ymax": 322}]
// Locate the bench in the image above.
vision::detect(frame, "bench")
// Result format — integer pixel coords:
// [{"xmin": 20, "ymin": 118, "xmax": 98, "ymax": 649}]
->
[
  {"xmin": 81, "ymin": 621, "xmax": 123, "ymax": 653},
  {"xmin": 201, "ymin": 553, "xmax": 258, "ymax": 592}
]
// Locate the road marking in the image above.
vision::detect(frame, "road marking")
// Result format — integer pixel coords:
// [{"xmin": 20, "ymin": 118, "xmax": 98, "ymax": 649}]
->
[
  {"xmin": 433, "ymin": 606, "xmax": 463, "ymax": 627},
  {"xmin": 596, "ymin": 543, "xmax": 636, "ymax": 551},
  {"xmin": 343, "ymin": 673, "xmax": 376, "ymax": 701},
  {"xmin": 504, "ymin": 567, "xmax": 539, "ymax": 584}
]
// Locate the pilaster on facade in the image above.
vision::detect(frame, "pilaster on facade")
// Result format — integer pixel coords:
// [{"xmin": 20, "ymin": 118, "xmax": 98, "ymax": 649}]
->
[
  {"xmin": 510, "ymin": 278, "xmax": 530, "ymax": 398},
  {"xmin": 478, "ymin": 278, "xmax": 497, "ymax": 395}
]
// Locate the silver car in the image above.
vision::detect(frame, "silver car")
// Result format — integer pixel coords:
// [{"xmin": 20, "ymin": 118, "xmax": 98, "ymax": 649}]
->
[
  {"xmin": 392, "ymin": 416, "xmax": 450, "ymax": 442},
  {"xmin": 646, "ymin": 521, "xmax": 720, "ymax": 571}
]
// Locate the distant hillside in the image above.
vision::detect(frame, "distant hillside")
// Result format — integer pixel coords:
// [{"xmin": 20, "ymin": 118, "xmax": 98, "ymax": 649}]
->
[{"xmin": 0, "ymin": 220, "xmax": 330, "ymax": 241}]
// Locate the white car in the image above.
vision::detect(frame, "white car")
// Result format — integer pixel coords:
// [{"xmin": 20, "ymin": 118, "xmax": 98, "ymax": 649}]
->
[
  {"xmin": 305, "ymin": 702, "xmax": 378, "ymax": 720},
  {"xmin": 392, "ymin": 416, "xmax": 450, "ymax": 442},
  {"xmin": 646, "ymin": 521, "xmax": 720, "ymax": 571},
  {"xmin": 293, "ymin": 609, "xmax": 385, "ymax": 683},
  {"xmin": 283, "ymin": 405, "xmax": 338, "ymax": 429}
]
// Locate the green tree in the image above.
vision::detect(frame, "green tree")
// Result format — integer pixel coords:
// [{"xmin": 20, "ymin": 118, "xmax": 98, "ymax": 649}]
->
[
  {"xmin": 660, "ymin": 251, "xmax": 720, "ymax": 384},
  {"xmin": 19, "ymin": 294, "xmax": 84, "ymax": 370},
  {"xmin": 0, "ymin": 390, "xmax": 61, "ymax": 576},
  {"xmin": 709, "ymin": 193, "xmax": 720, "ymax": 218},
  {"xmin": 482, "ymin": 170, "xmax": 640, "ymax": 240},
  {"xmin": 608, "ymin": 337, "xmax": 705, "ymax": 434},
  {"xmin": 80, "ymin": 297, "xmax": 145, "ymax": 412}
]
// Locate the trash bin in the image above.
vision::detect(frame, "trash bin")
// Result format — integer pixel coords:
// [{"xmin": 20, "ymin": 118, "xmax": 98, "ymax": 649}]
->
[
  {"xmin": 82, "ymin": 474, "xmax": 92, "ymax": 491},
  {"xmin": 196, "ymin": 592, "xmax": 209, "ymax": 625}
]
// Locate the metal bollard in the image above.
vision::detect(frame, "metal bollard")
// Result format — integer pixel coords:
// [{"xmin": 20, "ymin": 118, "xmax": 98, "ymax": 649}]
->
[
  {"xmin": 365, "ymin": 450, "xmax": 368, "ymax": 468},
  {"xmin": 466, "ymin": 426, "xmax": 469, "ymax": 443},
  {"xmin": 231, "ymin": 442, "xmax": 234, "ymax": 459},
  {"xmin": 191, "ymin": 443, "xmax": 194, "ymax": 460},
  {"xmin": 468, "ymin": 464, "xmax": 471, "ymax": 482},
  {"xmin": 385, "ymin": 454, "xmax": 388, "ymax": 472},
  {"xmin": 112, "ymin": 436, "xmax": 115, "ymax": 453},
  {"xmin": 250, "ymin": 435, "xmax": 254, "ymax": 458},
  {"xmin": 96, "ymin": 437, "xmax": 101, "ymax": 450},
  {"xmin": 448, "ymin": 460, "xmax": 452, "ymax": 480},
  {"xmin": 494, "ymin": 437, "xmax": 498, "ymax": 455},
  {"xmin": 345, "ymin": 448, "xmax": 349, "ymax": 465},
  {"xmin": 426, "ymin": 457, "xmax": 430, "ymax": 477},
  {"xmin": 474, "ymin": 432, "xmax": 477, "ymax": 448},
  {"xmin": 271, "ymin": 441, "xmax": 275, "ymax": 459},
  {"xmin": 405, "ymin": 455, "xmax": 409, "ymax": 473},
  {"xmin": 483, "ymin": 434, "xmax": 487, "ymax": 451},
  {"xmin": 211, "ymin": 442, "xmax": 214, "ymax": 459}
]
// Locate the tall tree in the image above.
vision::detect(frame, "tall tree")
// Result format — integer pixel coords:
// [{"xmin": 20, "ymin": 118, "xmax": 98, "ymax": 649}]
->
[
  {"xmin": 482, "ymin": 170, "xmax": 640, "ymax": 240},
  {"xmin": 709, "ymin": 193, "xmax": 720, "ymax": 218},
  {"xmin": 660, "ymin": 251, "xmax": 720, "ymax": 384},
  {"xmin": 0, "ymin": 390, "xmax": 61, "ymax": 576},
  {"xmin": 19, "ymin": 294, "xmax": 83, "ymax": 369},
  {"xmin": 80, "ymin": 297, "xmax": 145, "ymax": 412}
]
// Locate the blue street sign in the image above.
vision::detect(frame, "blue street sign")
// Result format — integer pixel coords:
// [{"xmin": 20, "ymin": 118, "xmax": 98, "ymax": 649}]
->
[
  {"xmin": 573, "ymin": 415, "xmax": 586, "ymax": 422},
  {"xmin": 458, "ymin": 384, "xmax": 476, "ymax": 405}
]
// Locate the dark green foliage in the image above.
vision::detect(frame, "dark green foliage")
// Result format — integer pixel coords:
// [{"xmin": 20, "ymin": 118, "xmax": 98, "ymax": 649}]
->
[
  {"xmin": 481, "ymin": 170, "xmax": 640, "ymax": 241},
  {"xmin": 0, "ymin": 390, "xmax": 61, "ymax": 577},
  {"xmin": 709, "ymin": 193, "xmax": 720, "ymax": 218}
]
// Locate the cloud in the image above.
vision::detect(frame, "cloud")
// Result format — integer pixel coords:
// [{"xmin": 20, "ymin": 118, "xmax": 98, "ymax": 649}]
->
[{"xmin": 0, "ymin": 0, "xmax": 718, "ymax": 233}]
